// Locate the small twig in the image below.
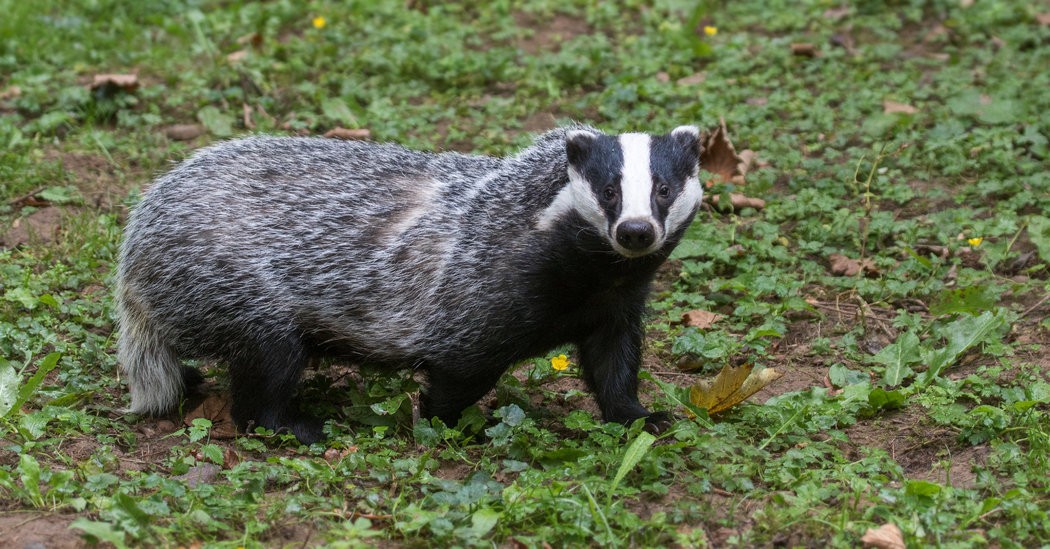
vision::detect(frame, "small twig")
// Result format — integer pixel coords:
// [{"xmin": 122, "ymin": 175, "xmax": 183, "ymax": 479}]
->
[{"xmin": 1019, "ymin": 293, "xmax": 1050, "ymax": 320}]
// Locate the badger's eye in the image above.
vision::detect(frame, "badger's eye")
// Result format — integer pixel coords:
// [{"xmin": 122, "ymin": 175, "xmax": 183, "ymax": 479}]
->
[
  {"xmin": 602, "ymin": 185, "xmax": 617, "ymax": 201},
  {"xmin": 658, "ymin": 185, "xmax": 671, "ymax": 198}
]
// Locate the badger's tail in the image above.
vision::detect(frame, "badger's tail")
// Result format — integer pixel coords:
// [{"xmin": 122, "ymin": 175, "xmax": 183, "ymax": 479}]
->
[{"xmin": 115, "ymin": 282, "xmax": 195, "ymax": 415}]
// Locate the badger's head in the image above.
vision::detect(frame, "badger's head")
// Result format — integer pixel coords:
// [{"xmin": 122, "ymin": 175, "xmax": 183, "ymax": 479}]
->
[{"xmin": 540, "ymin": 126, "xmax": 703, "ymax": 258}]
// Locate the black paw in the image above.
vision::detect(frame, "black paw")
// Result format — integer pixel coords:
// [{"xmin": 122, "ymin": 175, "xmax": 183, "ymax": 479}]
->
[
  {"xmin": 288, "ymin": 416, "xmax": 325, "ymax": 445},
  {"xmin": 643, "ymin": 411, "xmax": 675, "ymax": 435}
]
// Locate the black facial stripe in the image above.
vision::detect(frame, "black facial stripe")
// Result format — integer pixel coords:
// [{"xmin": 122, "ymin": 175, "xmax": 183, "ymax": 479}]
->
[
  {"xmin": 568, "ymin": 133, "xmax": 624, "ymax": 224},
  {"xmin": 648, "ymin": 133, "xmax": 699, "ymax": 221}
]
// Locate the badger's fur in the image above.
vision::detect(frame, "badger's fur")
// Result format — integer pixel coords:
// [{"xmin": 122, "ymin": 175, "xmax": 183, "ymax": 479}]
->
[{"xmin": 116, "ymin": 125, "xmax": 704, "ymax": 443}]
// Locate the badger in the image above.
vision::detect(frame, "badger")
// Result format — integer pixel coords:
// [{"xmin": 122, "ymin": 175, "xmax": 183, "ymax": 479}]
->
[{"xmin": 115, "ymin": 124, "xmax": 704, "ymax": 443}]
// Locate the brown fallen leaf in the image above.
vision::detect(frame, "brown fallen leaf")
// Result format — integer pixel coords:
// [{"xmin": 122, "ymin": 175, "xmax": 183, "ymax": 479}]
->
[
  {"xmin": 176, "ymin": 463, "xmax": 222, "ymax": 488},
  {"xmin": 883, "ymin": 100, "xmax": 918, "ymax": 115},
  {"xmin": 242, "ymin": 103, "xmax": 255, "ymax": 130},
  {"xmin": 706, "ymin": 193, "xmax": 766, "ymax": 210},
  {"xmin": 165, "ymin": 124, "xmax": 206, "ymax": 141},
  {"xmin": 822, "ymin": 6, "xmax": 850, "ymax": 20},
  {"xmin": 324, "ymin": 127, "xmax": 372, "ymax": 140},
  {"xmin": 861, "ymin": 523, "xmax": 905, "ymax": 549},
  {"xmin": 90, "ymin": 73, "xmax": 139, "ymax": 92},
  {"xmin": 680, "ymin": 309, "xmax": 723, "ymax": 329},
  {"xmin": 828, "ymin": 253, "xmax": 878, "ymax": 277},
  {"xmin": 226, "ymin": 49, "xmax": 248, "ymax": 63},
  {"xmin": 0, "ymin": 85, "xmax": 21, "ymax": 101},
  {"xmin": 690, "ymin": 363, "xmax": 782, "ymax": 415},
  {"xmin": 1038, "ymin": 13, "xmax": 1050, "ymax": 26},
  {"xmin": 700, "ymin": 118, "xmax": 739, "ymax": 187},
  {"xmin": 183, "ymin": 393, "xmax": 238, "ymax": 439},
  {"xmin": 236, "ymin": 31, "xmax": 263, "ymax": 47},
  {"xmin": 676, "ymin": 72, "xmax": 707, "ymax": 86},
  {"xmin": 790, "ymin": 42, "xmax": 821, "ymax": 57}
]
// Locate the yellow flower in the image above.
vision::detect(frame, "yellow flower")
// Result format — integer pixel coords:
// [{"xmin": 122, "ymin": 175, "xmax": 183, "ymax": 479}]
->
[
  {"xmin": 312, "ymin": 16, "xmax": 327, "ymax": 29},
  {"xmin": 551, "ymin": 354, "xmax": 570, "ymax": 371},
  {"xmin": 703, "ymin": 26, "xmax": 718, "ymax": 36},
  {"xmin": 967, "ymin": 237, "xmax": 983, "ymax": 247}
]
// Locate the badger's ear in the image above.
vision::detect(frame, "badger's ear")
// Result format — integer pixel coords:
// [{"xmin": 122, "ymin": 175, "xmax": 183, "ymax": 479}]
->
[
  {"xmin": 565, "ymin": 129, "xmax": 598, "ymax": 166},
  {"xmin": 670, "ymin": 125, "xmax": 702, "ymax": 160}
]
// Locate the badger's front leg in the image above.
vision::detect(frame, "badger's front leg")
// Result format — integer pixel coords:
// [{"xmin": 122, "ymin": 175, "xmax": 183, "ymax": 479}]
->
[{"xmin": 579, "ymin": 320, "xmax": 674, "ymax": 433}]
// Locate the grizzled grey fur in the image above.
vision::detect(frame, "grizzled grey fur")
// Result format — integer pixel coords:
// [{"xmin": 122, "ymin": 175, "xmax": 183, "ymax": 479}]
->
[{"xmin": 116, "ymin": 125, "xmax": 704, "ymax": 443}]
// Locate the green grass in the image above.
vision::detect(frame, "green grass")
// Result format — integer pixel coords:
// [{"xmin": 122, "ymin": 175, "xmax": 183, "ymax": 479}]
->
[{"xmin": 1, "ymin": 0, "xmax": 1049, "ymax": 546}]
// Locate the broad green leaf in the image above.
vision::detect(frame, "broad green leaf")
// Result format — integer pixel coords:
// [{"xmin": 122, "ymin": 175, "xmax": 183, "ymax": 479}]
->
[
  {"xmin": 370, "ymin": 394, "xmax": 406, "ymax": 416},
  {"xmin": 18, "ymin": 454, "xmax": 42, "ymax": 505},
  {"xmin": 14, "ymin": 352, "xmax": 60, "ymax": 412},
  {"xmin": 1028, "ymin": 215, "xmax": 1050, "ymax": 264},
  {"xmin": 828, "ymin": 364, "xmax": 868, "ymax": 387},
  {"xmin": 4, "ymin": 287, "xmax": 37, "ymax": 310},
  {"xmin": 871, "ymin": 332, "xmax": 920, "ymax": 387},
  {"xmin": 70, "ymin": 519, "xmax": 129, "ymax": 549},
  {"xmin": 37, "ymin": 185, "xmax": 83, "ymax": 205},
  {"xmin": 611, "ymin": 431, "xmax": 656, "ymax": 490},
  {"xmin": 321, "ymin": 97, "xmax": 358, "ymax": 126},
  {"xmin": 0, "ymin": 362, "xmax": 18, "ymax": 417},
  {"xmin": 469, "ymin": 508, "xmax": 500, "ymax": 538},
  {"xmin": 929, "ymin": 286, "xmax": 997, "ymax": 316},
  {"xmin": 197, "ymin": 106, "xmax": 234, "ymax": 137},
  {"xmin": 867, "ymin": 388, "xmax": 906, "ymax": 412},
  {"xmin": 905, "ymin": 479, "xmax": 942, "ymax": 498},
  {"xmin": 921, "ymin": 311, "xmax": 1007, "ymax": 384}
]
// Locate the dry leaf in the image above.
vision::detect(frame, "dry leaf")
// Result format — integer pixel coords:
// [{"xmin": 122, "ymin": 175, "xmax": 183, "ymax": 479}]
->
[
  {"xmin": 183, "ymin": 394, "xmax": 238, "ymax": 438},
  {"xmin": 883, "ymin": 100, "xmax": 918, "ymax": 115},
  {"xmin": 790, "ymin": 43, "xmax": 821, "ymax": 57},
  {"xmin": 681, "ymin": 309, "xmax": 723, "ymax": 329},
  {"xmin": 706, "ymin": 193, "xmax": 766, "ymax": 210},
  {"xmin": 90, "ymin": 73, "xmax": 139, "ymax": 92},
  {"xmin": 822, "ymin": 6, "xmax": 850, "ymax": 20},
  {"xmin": 676, "ymin": 72, "xmax": 707, "ymax": 86},
  {"xmin": 861, "ymin": 523, "xmax": 905, "ymax": 549},
  {"xmin": 0, "ymin": 85, "xmax": 21, "ymax": 101},
  {"xmin": 242, "ymin": 103, "xmax": 255, "ymax": 130},
  {"xmin": 226, "ymin": 49, "xmax": 248, "ymax": 63},
  {"xmin": 700, "ymin": 118, "xmax": 741, "ymax": 186},
  {"xmin": 1038, "ymin": 13, "xmax": 1050, "ymax": 26},
  {"xmin": 236, "ymin": 31, "xmax": 263, "ymax": 47},
  {"xmin": 324, "ymin": 127, "xmax": 372, "ymax": 140},
  {"xmin": 176, "ymin": 463, "xmax": 222, "ymax": 488},
  {"xmin": 655, "ymin": 72, "xmax": 670, "ymax": 83},
  {"xmin": 828, "ymin": 253, "xmax": 878, "ymax": 277},
  {"xmin": 689, "ymin": 363, "xmax": 782, "ymax": 415},
  {"xmin": 164, "ymin": 124, "xmax": 206, "ymax": 141}
]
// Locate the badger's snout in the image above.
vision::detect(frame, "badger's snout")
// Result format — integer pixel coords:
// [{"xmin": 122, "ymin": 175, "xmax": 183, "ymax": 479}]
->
[{"xmin": 615, "ymin": 219, "xmax": 657, "ymax": 252}]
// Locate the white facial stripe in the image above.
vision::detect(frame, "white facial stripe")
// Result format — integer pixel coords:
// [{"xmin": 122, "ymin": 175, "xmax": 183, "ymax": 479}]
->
[
  {"xmin": 664, "ymin": 175, "xmax": 703, "ymax": 235},
  {"xmin": 536, "ymin": 167, "xmax": 606, "ymax": 232},
  {"xmin": 617, "ymin": 133, "xmax": 654, "ymax": 221}
]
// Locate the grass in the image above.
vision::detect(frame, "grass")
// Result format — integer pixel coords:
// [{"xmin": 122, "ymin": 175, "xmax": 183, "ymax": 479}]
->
[{"xmin": 1, "ymin": 0, "xmax": 1049, "ymax": 546}]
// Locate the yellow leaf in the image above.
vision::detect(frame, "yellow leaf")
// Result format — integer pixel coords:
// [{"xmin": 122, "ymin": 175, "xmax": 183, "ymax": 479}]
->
[{"xmin": 689, "ymin": 363, "xmax": 781, "ymax": 414}]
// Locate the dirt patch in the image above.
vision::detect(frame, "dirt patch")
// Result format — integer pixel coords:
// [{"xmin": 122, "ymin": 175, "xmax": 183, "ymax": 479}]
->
[
  {"xmin": 520, "ymin": 111, "xmax": 558, "ymax": 134},
  {"xmin": 43, "ymin": 149, "xmax": 132, "ymax": 211},
  {"xmin": 434, "ymin": 461, "xmax": 474, "ymax": 481},
  {"xmin": 911, "ymin": 443, "xmax": 990, "ymax": 489},
  {"xmin": 514, "ymin": 11, "xmax": 592, "ymax": 55},
  {"xmin": 0, "ymin": 513, "xmax": 86, "ymax": 549},
  {"xmin": 1, "ymin": 206, "xmax": 69, "ymax": 248}
]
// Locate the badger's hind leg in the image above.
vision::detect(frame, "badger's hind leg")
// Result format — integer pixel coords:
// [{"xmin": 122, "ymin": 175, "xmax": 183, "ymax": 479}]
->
[
  {"xmin": 421, "ymin": 367, "xmax": 505, "ymax": 427},
  {"xmin": 226, "ymin": 331, "xmax": 323, "ymax": 444}
]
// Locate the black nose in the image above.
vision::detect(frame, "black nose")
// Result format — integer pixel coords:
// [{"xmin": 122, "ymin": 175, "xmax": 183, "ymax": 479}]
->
[{"xmin": 616, "ymin": 220, "xmax": 656, "ymax": 251}]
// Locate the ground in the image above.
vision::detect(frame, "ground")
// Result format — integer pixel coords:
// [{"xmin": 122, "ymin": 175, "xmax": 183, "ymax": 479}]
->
[{"xmin": 0, "ymin": 1, "xmax": 1048, "ymax": 547}]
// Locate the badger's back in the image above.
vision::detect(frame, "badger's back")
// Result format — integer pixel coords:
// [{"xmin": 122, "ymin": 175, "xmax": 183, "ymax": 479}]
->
[{"xmin": 117, "ymin": 136, "xmax": 562, "ymax": 364}]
